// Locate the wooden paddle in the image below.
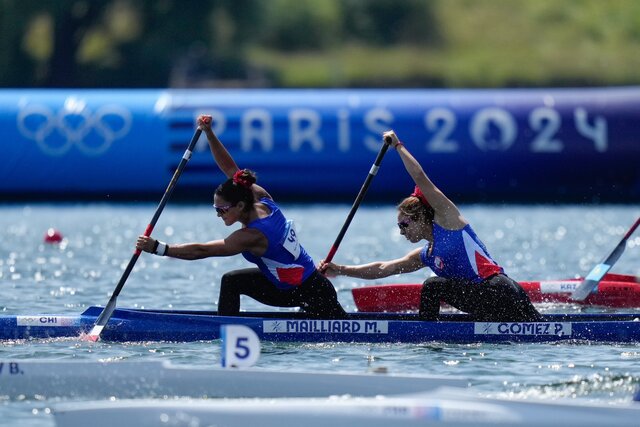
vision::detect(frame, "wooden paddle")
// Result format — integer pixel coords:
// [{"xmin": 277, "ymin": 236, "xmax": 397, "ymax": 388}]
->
[
  {"xmin": 571, "ymin": 216, "xmax": 640, "ymax": 301},
  {"xmin": 83, "ymin": 126, "xmax": 205, "ymax": 341},
  {"xmin": 323, "ymin": 135, "xmax": 392, "ymax": 264}
]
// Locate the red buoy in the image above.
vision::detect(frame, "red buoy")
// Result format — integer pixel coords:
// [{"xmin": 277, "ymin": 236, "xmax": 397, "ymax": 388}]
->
[{"xmin": 44, "ymin": 228, "xmax": 63, "ymax": 244}]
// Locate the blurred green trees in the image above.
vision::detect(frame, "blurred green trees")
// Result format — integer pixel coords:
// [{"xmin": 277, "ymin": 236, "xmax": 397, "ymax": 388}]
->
[{"xmin": 1, "ymin": 0, "xmax": 638, "ymax": 88}]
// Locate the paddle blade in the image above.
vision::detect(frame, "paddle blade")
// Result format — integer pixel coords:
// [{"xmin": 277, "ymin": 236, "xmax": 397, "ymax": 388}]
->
[
  {"xmin": 571, "ymin": 218, "xmax": 638, "ymax": 301},
  {"xmin": 81, "ymin": 298, "xmax": 117, "ymax": 341},
  {"xmin": 572, "ymin": 243, "xmax": 625, "ymax": 301},
  {"xmin": 81, "ymin": 326, "xmax": 103, "ymax": 342},
  {"xmin": 571, "ymin": 264, "xmax": 611, "ymax": 301}
]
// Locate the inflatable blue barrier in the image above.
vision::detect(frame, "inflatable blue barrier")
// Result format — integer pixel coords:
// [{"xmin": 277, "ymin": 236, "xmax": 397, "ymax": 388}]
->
[{"xmin": 0, "ymin": 87, "xmax": 638, "ymax": 202}]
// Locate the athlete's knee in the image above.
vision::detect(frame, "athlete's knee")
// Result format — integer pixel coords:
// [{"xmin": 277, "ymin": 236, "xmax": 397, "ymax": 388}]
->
[
  {"xmin": 220, "ymin": 272, "xmax": 232, "ymax": 286},
  {"xmin": 220, "ymin": 269, "xmax": 255, "ymax": 292},
  {"xmin": 421, "ymin": 277, "xmax": 447, "ymax": 297}
]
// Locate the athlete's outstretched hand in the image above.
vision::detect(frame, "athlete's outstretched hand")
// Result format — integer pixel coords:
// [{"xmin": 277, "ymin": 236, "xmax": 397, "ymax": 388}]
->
[{"xmin": 318, "ymin": 259, "xmax": 342, "ymax": 278}]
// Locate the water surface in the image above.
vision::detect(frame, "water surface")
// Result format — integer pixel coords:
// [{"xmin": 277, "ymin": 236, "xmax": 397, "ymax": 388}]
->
[{"xmin": 1, "ymin": 203, "xmax": 639, "ymax": 425}]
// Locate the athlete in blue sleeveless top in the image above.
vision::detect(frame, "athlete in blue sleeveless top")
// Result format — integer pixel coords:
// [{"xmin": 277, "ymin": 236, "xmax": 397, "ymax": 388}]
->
[
  {"xmin": 240, "ymin": 197, "xmax": 317, "ymax": 289},
  {"xmin": 321, "ymin": 130, "xmax": 541, "ymax": 322},
  {"xmin": 136, "ymin": 115, "xmax": 346, "ymax": 319}
]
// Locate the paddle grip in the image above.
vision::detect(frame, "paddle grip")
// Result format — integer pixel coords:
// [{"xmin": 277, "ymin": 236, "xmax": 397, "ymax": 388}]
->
[{"xmin": 134, "ymin": 224, "xmax": 155, "ymax": 255}]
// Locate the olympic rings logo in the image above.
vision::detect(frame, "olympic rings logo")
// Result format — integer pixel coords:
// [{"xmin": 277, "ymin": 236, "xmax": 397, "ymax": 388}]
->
[{"xmin": 17, "ymin": 98, "xmax": 132, "ymax": 156}]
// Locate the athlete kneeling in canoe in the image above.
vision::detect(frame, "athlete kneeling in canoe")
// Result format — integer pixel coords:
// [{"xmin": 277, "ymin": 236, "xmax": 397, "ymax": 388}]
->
[
  {"xmin": 137, "ymin": 115, "xmax": 346, "ymax": 319},
  {"xmin": 320, "ymin": 130, "xmax": 541, "ymax": 322}
]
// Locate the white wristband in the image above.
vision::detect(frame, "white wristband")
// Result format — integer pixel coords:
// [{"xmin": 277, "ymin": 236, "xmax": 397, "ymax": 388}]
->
[{"xmin": 155, "ymin": 241, "xmax": 168, "ymax": 256}]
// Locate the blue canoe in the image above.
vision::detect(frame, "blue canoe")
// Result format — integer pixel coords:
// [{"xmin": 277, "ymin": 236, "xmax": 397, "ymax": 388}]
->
[{"xmin": 2, "ymin": 306, "xmax": 639, "ymax": 343}]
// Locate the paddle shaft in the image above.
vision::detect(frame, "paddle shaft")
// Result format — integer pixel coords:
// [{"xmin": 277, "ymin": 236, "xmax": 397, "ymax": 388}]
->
[
  {"xmin": 571, "ymin": 216, "xmax": 640, "ymax": 301},
  {"xmin": 325, "ymin": 136, "xmax": 392, "ymax": 263},
  {"xmin": 89, "ymin": 128, "xmax": 203, "ymax": 335}
]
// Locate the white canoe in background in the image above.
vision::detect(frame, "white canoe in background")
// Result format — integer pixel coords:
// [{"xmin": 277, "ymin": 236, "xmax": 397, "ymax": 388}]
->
[
  {"xmin": 0, "ymin": 359, "xmax": 466, "ymax": 400},
  {"xmin": 52, "ymin": 388, "xmax": 640, "ymax": 427}
]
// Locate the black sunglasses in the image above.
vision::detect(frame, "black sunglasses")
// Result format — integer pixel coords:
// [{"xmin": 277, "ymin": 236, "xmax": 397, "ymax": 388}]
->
[{"xmin": 213, "ymin": 203, "xmax": 234, "ymax": 215}]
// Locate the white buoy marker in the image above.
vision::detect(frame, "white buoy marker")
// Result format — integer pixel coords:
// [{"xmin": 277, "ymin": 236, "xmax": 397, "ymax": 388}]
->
[{"xmin": 220, "ymin": 325, "xmax": 261, "ymax": 368}]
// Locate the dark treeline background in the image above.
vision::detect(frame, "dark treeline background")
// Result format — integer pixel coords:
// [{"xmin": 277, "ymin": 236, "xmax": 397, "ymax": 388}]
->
[{"xmin": 1, "ymin": 0, "xmax": 639, "ymax": 88}]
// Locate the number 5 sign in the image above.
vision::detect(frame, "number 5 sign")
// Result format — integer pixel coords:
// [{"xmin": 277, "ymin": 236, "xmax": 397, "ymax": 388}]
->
[{"xmin": 220, "ymin": 324, "xmax": 261, "ymax": 368}]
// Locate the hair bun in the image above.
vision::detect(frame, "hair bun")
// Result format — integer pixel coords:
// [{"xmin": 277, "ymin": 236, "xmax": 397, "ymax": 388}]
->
[
  {"xmin": 232, "ymin": 169, "xmax": 256, "ymax": 188},
  {"xmin": 410, "ymin": 185, "xmax": 430, "ymax": 207}
]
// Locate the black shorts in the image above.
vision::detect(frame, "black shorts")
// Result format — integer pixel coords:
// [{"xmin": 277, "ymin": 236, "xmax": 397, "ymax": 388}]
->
[
  {"xmin": 419, "ymin": 273, "xmax": 542, "ymax": 322},
  {"xmin": 217, "ymin": 267, "xmax": 347, "ymax": 319}
]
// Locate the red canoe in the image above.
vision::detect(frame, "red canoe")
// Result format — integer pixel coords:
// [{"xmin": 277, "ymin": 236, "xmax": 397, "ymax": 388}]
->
[{"xmin": 352, "ymin": 273, "xmax": 640, "ymax": 312}]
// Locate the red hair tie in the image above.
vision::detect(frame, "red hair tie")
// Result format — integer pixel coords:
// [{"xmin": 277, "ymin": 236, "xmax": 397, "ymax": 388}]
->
[
  {"xmin": 233, "ymin": 169, "xmax": 252, "ymax": 188},
  {"xmin": 410, "ymin": 185, "xmax": 430, "ymax": 207}
]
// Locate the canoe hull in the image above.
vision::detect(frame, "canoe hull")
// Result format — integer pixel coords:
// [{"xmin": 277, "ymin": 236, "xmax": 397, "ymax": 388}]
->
[
  {"xmin": 52, "ymin": 391, "xmax": 640, "ymax": 427},
  {"xmin": 352, "ymin": 273, "xmax": 640, "ymax": 312},
  {"xmin": 1, "ymin": 307, "xmax": 639, "ymax": 344},
  {"xmin": 0, "ymin": 360, "xmax": 466, "ymax": 400}
]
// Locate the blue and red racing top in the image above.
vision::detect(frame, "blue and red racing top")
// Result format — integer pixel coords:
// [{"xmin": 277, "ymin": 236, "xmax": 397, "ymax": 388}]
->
[
  {"xmin": 420, "ymin": 222, "xmax": 504, "ymax": 283},
  {"xmin": 242, "ymin": 198, "xmax": 316, "ymax": 289}
]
